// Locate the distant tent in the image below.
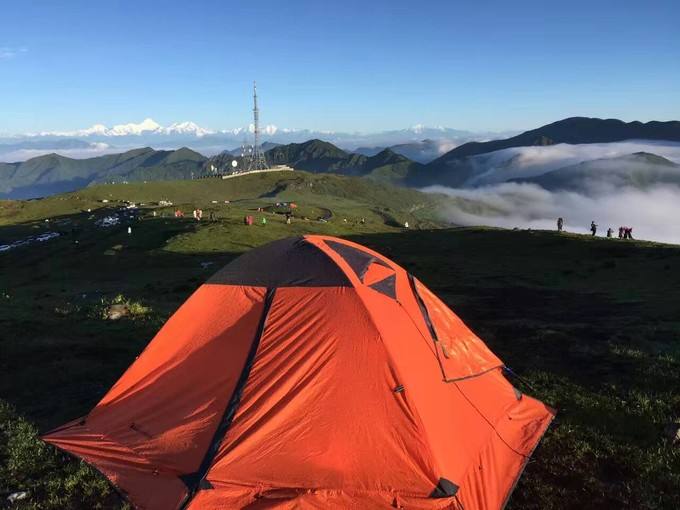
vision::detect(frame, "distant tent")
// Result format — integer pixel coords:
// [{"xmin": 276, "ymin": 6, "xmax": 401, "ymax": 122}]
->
[{"xmin": 43, "ymin": 235, "xmax": 554, "ymax": 510}]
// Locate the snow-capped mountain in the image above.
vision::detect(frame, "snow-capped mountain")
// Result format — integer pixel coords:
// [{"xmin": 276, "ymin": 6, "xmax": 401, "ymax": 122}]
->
[
  {"xmin": 164, "ymin": 121, "xmax": 213, "ymax": 137},
  {"xmin": 1, "ymin": 120, "xmax": 510, "ymax": 162},
  {"xmin": 28, "ymin": 118, "xmax": 214, "ymax": 138}
]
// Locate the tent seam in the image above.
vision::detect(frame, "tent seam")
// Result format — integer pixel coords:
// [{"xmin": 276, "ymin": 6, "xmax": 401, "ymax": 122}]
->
[{"xmin": 178, "ymin": 287, "xmax": 277, "ymax": 510}]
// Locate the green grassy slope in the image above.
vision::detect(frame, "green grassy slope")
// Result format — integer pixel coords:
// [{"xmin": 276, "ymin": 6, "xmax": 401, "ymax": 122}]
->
[
  {"xmin": 0, "ymin": 175, "xmax": 679, "ymax": 509},
  {"xmin": 0, "ymin": 148, "xmax": 207, "ymax": 199},
  {"xmin": 0, "ymin": 171, "xmax": 443, "ymax": 234}
]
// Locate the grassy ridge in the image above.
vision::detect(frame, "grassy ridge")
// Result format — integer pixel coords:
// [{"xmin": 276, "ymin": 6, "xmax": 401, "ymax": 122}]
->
[{"xmin": 1, "ymin": 174, "xmax": 679, "ymax": 509}]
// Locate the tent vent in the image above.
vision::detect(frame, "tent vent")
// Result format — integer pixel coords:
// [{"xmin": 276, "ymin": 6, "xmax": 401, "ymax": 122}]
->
[{"xmin": 430, "ymin": 477, "xmax": 459, "ymax": 498}]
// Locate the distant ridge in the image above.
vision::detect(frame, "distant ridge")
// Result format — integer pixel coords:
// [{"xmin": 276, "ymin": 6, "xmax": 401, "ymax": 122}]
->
[
  {"xmin": 0, "ymin": 147, "xmax": 207, "ymax": 199},
  {"xmin": 430, "ymin": 117, "xmax": 680, "ymax": 164},
  {"xmin": 3, "ymin": 117, "xmax": 680, "ymax": 199},
  {"xmin": 410, "ymin": 117, "xmax": 680, "ymax": 186},
  {"xmin": 264, "ymin": 140, "xmax": 420, "ymax": 181}
]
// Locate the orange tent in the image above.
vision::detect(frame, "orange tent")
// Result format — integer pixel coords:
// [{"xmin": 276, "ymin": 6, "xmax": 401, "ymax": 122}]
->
[{"xmin": 43, "ymin": 235, "xmax": 554, "ymax": 509}]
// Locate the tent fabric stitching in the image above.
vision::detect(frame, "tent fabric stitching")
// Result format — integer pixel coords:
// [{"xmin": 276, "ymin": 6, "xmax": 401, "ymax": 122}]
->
[{"xmin": 408, "ymin": 274, "xmax": 504, "ymax": 383}]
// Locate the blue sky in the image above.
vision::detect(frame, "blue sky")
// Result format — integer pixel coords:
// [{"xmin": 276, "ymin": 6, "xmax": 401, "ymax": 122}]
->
[{"xmin": 1, "ymin": 0, "xmax": 678, "ymax": 134}]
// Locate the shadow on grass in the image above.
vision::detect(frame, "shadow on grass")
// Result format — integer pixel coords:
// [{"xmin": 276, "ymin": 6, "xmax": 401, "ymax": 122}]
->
[{"xmin": 1, "ymin": 225, "xmax": 679, "ymax": 509}]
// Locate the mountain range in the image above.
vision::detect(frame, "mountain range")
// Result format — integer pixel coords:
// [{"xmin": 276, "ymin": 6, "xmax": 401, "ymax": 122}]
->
[
  {"xmin": 432, "ymin": 117, "xmax": 680, "ymax": 161},
  {"xmin": 408, "ymin": 117, "xmax": 680, "ymax": 187},
  {"xmin": 354, "ymin": 139, "xmax": 460, "ymax": 163},
  {"xmin": 0, "ymin": 147, "xmax": 207, "ymax": 199},
  {"xmin": 2, "ymin": 117, "xmax": 680, "ymax": 199},
  {"xmin": 0, "ymin": 121, "xmax": 504, "ymax": 163},
  {"xmin": 204, "ymin": 140, "xmax": 420, "ymax": 186}
]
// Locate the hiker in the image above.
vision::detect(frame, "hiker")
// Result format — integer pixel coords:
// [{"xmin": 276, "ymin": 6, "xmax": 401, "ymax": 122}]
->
[
  {"xmin": 606, "ymin": 227, "xmax": 613, "ymax": 238},
  {"xmin": 590, "ymin": 221, "xmax": 597, "ymax": 236},
  {"xmin": 404, "ymin": 221, "xmax": 409, "ymax": 229},
  {"xmin": 127, "ymin": 226, "xmax": 132, "ymax": 235},
  {"xmin": 261, "ymin": 217, "xmax": 267, "ymax": 226},
  {"xmin": 618, "ymin": 226, "xmax": 624, "ymax": 239},
  {"xmin": 625, "ymin": 227, "xmax": 634, "ymax": 239},
  {"xmin": 557, "ymin": 217, "xmax": 564, "ymax": 232}
]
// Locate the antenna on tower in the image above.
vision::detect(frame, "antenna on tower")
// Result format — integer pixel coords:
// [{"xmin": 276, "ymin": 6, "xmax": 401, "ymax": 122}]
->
[{"xmin": 246, "ymin": 81, "xmax": 269, "ymax": 171}]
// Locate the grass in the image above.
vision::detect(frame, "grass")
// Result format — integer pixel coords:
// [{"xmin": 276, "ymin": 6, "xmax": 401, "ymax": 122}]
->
[
  {"xmin": 0, "ymin": 402, "xmax": 129, "ymax": 510},
  {"xmin": 1, "ymin": 174, "xmax": 679, "ymax": 508},
  {"xmin": 356, "ymin": 229, "xmax": 680, "ymax": 509}
]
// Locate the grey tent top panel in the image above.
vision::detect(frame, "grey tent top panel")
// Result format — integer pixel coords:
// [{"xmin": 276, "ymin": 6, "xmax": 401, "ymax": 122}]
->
[
  {"xmin": 369, "ymin": 274, "xmax": 397, "ymax": 299},
  {"xmin": 209, "ymin": 237, "xmax": 351, "ymax": 287}
]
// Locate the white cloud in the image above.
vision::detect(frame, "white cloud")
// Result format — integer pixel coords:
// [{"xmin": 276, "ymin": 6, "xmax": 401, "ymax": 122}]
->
[
  {"xmin": 0, "ymin": 47, "xmax": 27, "ymax": 60},
  {"xmin": 461, "ymin": 141, "xmax": 680, "ymax": 186},
  {"xmin": 246, "ymin": 123, "xmax": 278, "ymax": 135},
  {"xmin": 426, "ymin": 182, "xmax": 680, "ymax": 245},
  {"xmin": 0, "ymin": 144, "xmax": 120, "ymax": 162}
]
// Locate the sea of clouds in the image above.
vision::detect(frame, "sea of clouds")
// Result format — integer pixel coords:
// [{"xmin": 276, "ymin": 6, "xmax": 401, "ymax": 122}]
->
[
  {"xmin": 0, "ymin": 144, "xmax": 121, "ymax": 162},
  {"xmin": 425, "ymin": 141, "xmax": 680, "ymax": 244},
  {"xmin": 461, "ymin": 140, "xmax": 680, "ymax": 186},
  {"xmin": 427, "ymin": 182, "xmax": 680, "ymax": 245}
]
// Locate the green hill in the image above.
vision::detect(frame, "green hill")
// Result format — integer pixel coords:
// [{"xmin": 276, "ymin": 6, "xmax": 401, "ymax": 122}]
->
[
  {"xmin": 0, "ymin": 147, "xmax": 208, "ymax": 199},
  {"xmin": 1, "ymin": 174, "xmax": 679, "ymax": 509},
  {"xmin": 263, "ymin": 140, "xmax": 422, "ymax": 182},
  {"xmin": 263, "ymin": 139, "xmax": 363, "ymax": 174},
  {"xmin": 0, "ymin": 140, "xmax": 425, "ymax": 201},
  {"xmin": 0, "ymin": 170, "xmax": 445, "ymax": 232}
]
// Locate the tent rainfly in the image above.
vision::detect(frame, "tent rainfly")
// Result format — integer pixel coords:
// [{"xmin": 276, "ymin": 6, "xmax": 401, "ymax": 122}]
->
[{"xmin": 43, "ymin": 235, "xmax": 555, "ymax": 509}]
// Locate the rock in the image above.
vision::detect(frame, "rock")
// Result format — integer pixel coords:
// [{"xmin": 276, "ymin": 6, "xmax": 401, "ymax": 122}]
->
[
  {"xmin": 7, "ymin": 491, "xmax": 28, "ymax": 503},
  {"xmin": 106, "ymin": 304, "xmax": 129, "ymax": 320},
  {"xmin": 664, "ymin": 422, "xmax": 680, "ymax": 443}
]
